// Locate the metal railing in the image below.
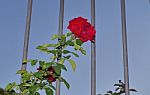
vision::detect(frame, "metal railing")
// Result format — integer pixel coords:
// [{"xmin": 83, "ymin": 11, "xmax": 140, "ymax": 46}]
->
[
  {"xmin": 21, "ymin": 0, "xmax": 33, "ymax": 71},
  {"xmin": 56, "ymin": 0, "xmax": 64, "ymax": 95},
  {"xmin": 120, "ymin": 0, "xmax": 130, "ymax": 95},
  {"xmin": 91, "ymin": 0, "xmax": 96, "ymax": 95},
  {"xmin": 20, "ymin": 0, "xmax": 133, "ymax": 95}
]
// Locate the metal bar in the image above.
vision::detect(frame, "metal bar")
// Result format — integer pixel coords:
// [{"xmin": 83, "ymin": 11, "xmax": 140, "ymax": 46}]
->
[
  {"xmin": 56, "ymin": 0, "xmax": 64, "ymax": 95},
  {"xmin": 58, "ymin": 0, "xmax": 64, "ymax": 38},
  {"xmin": 21, "ymin": 0, "xmax": 33, "ymax": 70},
  {"xmin": 91, "ymin": 0, "xmax": 96, "ymax": 95},
  {"xmin": 120, "ymin": 0, "xmax": 130, "ymax": 95}
]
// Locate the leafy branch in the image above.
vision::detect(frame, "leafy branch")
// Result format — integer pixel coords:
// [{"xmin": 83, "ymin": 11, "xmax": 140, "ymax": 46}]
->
[
  {"xmin": 5, "ymin": 32, "xmax": 86, "ymax": 95},
  {"xmin": 99, "ymin": 80, "xmax": 137, "ymax": 95}
]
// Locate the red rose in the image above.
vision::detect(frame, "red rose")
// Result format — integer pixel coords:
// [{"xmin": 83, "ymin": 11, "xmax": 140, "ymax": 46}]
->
[
  {"xmin": 86, "ymin": 26, "xmax": 96, "ymax": 41},
  {"xmin": 79, "ymin": 31, "xmax": 89, "ymax": 42},
  {"xmin": 68, "ymin": 17, "xmax": 87, "ymax": 37},
  {"xmin": 47, "ymin": 66, "xmax": 56, "ymax": 82},
  {"xmin": 48, "ymin": 75, "xmax": 56, "ymax": 82},
  {"xmin": 68, "ymin": 16, "xmax": 96, "ymax": 42},
  {"xmin": 37, "ymin": 66, "xmax": 56, "ymax": 82},
  {"xmin": 82, "ymin": 22, "xmax": 91, "ymax": 32},
  {"xmin": 48, "ymin": 66, "xmax": 55, "ymax": 74}
]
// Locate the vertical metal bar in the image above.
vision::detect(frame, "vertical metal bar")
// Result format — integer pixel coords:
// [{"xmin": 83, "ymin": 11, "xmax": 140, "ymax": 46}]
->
[
  {"xmin": 56, "ymin": 0, "xmax": 64, "ymax": 95},
  {"xmin": 120, "ymin": 0, "xmax": 130, "ymax": 95},
  {"xmin": 58, "ymin": 0, "xmax": 64, "ymax": 38},
  {"xmin": 91, "ymin": 0, "xmax": 96, "ymax": 95},
  {"xmin": 21, "ymin": 0, "xmax": 33, "ymax": 70}
]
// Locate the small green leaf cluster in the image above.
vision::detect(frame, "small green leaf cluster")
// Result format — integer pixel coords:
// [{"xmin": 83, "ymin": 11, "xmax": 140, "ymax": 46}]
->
[
  {"xmin": 36, "ymin": 32, "xmax": 86, "ymax": 71},
  {"xmin": 5, "ymin": 32, "xmax": 86, "ymax": 95},
  {"xmin": 0, "ymin": 87, "xmax": 19, "ymax": 95},
  {"xmin": 6, "ymin": 65, "xmax": 55, "ymax": 95},
  {"xmin": 99, "ymin": 80, "xmax": 137, "ymax": 95}
]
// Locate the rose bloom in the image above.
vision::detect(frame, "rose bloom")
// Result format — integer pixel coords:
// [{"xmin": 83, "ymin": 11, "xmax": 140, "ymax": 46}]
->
[
  {"xmin": 48, "ymin": 66, "xmax": 55, "ymax": 74},
  {"xmin": 68, "ymin": 16, "xmax": 96, "ymax": 42},
  {"xmin": 68, "ymin": 17, "xmax": 87, "ymax": 37},
  {"xmin": 37, "ymin": 66, "xmax": 56, "ymax": 82},
  {"xmin": 48, "ymin": 75, "xmax": 56, "ymax": 82}
]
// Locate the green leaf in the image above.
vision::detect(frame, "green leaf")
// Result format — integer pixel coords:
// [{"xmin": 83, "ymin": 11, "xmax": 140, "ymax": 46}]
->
[
  {"xmin": 30, "ymin": 59, "xmax": 38, "ymax": 66},
  {"xmin": 35, "ymin": 92, "xmax": 40, "ymax": 95},
  {"xmin": 60, "ymin": 35, "xmax": 66, "ymax": 46},
  {"xmin": 66, "ymin": 32, "xmax": 72, "ymax": 37},
  {"xmin": 36, "ymin": 45, "xmax": 47, "ymax": 50},
  {"xmin": 45, "ymin": 87, "xmax": 53, "ymax": 95},
  {"xmin": 39, "ymin": 61, "xmax": 45, "ymax": 67},
  {"xmin": 49, "ymin": 85, "xmax": 56, "ymax": 90},
  {"xmin": 107, "ymin": 91, "xmax": 113, "ymax": 94},
  {"xmin": 42, "ymin": 44, "xmax": 56, "ymax": 47},
  {"xmin": 50, "ymin": 50, "xmax": 61, "ymax": 55},
  {"xmin": 16, "ymin": 70, "xmax": 27, "ymax": 74},
  {"xmin": 57, "ymin": 64, "xmax": 67, "ymax": 71},
  {"xmin": 42, "ymin": 62, "xmax": 54, "ymax": 70},
  {"xmin": 68, "ymin": 59, "xmax": 76, "ymax": 72},
  {"xmin": 5, "ymin": 82, "xmax": 16, "ymax": 92},
  {"xmin": 114, "ymin": 83, "xmax": 122, "ymax": 87},
  {"xmin": 21, "ymin": 72, "xmax": 31, "ymax": 81},
  {"xmin": 51, "ymin": 34, "xmax": 58, "ymax": 40},
  {"xmin": 76, "ymin": 39, "xmax": 83, "ymax": 46},
  {"xmin": 58, "ymin": 58, "xmax": 65, "ymax": 64},
  {"xmin": 15, "ymin": 85, "xmax": 20, "ymax": 91},
  {"xmin": 74, "ymin": 44, "xmax": 80, "ymax": 50},
  {"xmin": 66, "ymin": 40, "xmax": 74, "ymax": 46},
  {"xmin": 29, "ymin": 84, "xmax": 40, "ymax": 95},
  {"xmin": 51, "ymin": 56, "xmax": 57, "ymax": 62},
  {"xmin": 63, "ymin": 50, "xmax": 79, "ymax": 57},
  {"xmin": 36, "ymin": 46, "xmax": 49, "ymax": 53},
  {"xmin": 29, "ymin": 85, "xmax": 40, "ymax": 94},
  {"xmin": 34, "ymin": 72, "xmax": 43, "ymax": 79},
  {"xmin": 61, "ymin": 34, "xmax": 66, "ymax": 41},
  {"xmin": 63, "ymin": 55, "xmax": 71, "ymax": 59},
  {"xmin": 61, "ymin": 78, "xmax": 70, "ymax": 89},
  {"xmin": 5, "ymin": 83, "xmax": 13, "ymax": 91},
  {"xmin": 54, "ymin": 43, "xmax": 61, "ymax": 49},
  {"xmin": 129, "ymin": 89, "xmax": 137, "ymax": 92},
  {"xmin": 79, "ymin": 47, "xmax": 86, "ymax": 55},
  {"xmin": 71, "ymin": 52, "xmax": 79, "ymax": 57},
  {"xmin": 53, "ymin": 66, "xmax": 61, "ymax": 76},
  {"xmin": 22, "ymin": 89, "xmax": 29, "ymax": 94},
  {"xmin": 23, "ymin": 83, "xmax": 32, "ymax": 87},
  {"xmin": 63, "ymin": 50, "xmax": 70, "ymax": 54},
  {"xmin": 115, "ymin": 87, "xmax": 120, "ymax": 91}
]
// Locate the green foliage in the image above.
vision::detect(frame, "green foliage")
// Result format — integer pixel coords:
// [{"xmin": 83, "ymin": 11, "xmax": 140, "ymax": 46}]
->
[
  {"xmin": 99, "ymin": 80, "xmax": 137, "ymax": 95},
  {"xmin": 76, "ymin": 39, "xmax": 83, "ymax": 46},
  {"xmin": 5, "ymin": 82, "xmax": 16, "ymax": 92},
  {"xmin": 51, "ymin": 34, "xmax": 58, "ymax": 40},
  {"xmin": 79, "ymin": 47, "xmax": 86, "ymax": 55},
  {"xmin": 45, "ymin": 87, "xmax": 53, "ymax": 95},
  {"xmin": 60, "ymin": 78, "xmax": 70, "ymax": 89},
  {"xmin": 5, "ymin": 32, "xmax": 86, "ymax": 95},
  {"xmin": 0, "ymin": 87, "xmax": 19, "ymax": 95},
  {"xmin": 68, "ymin": 59, "xmax": 76, "ymax": 72}
]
